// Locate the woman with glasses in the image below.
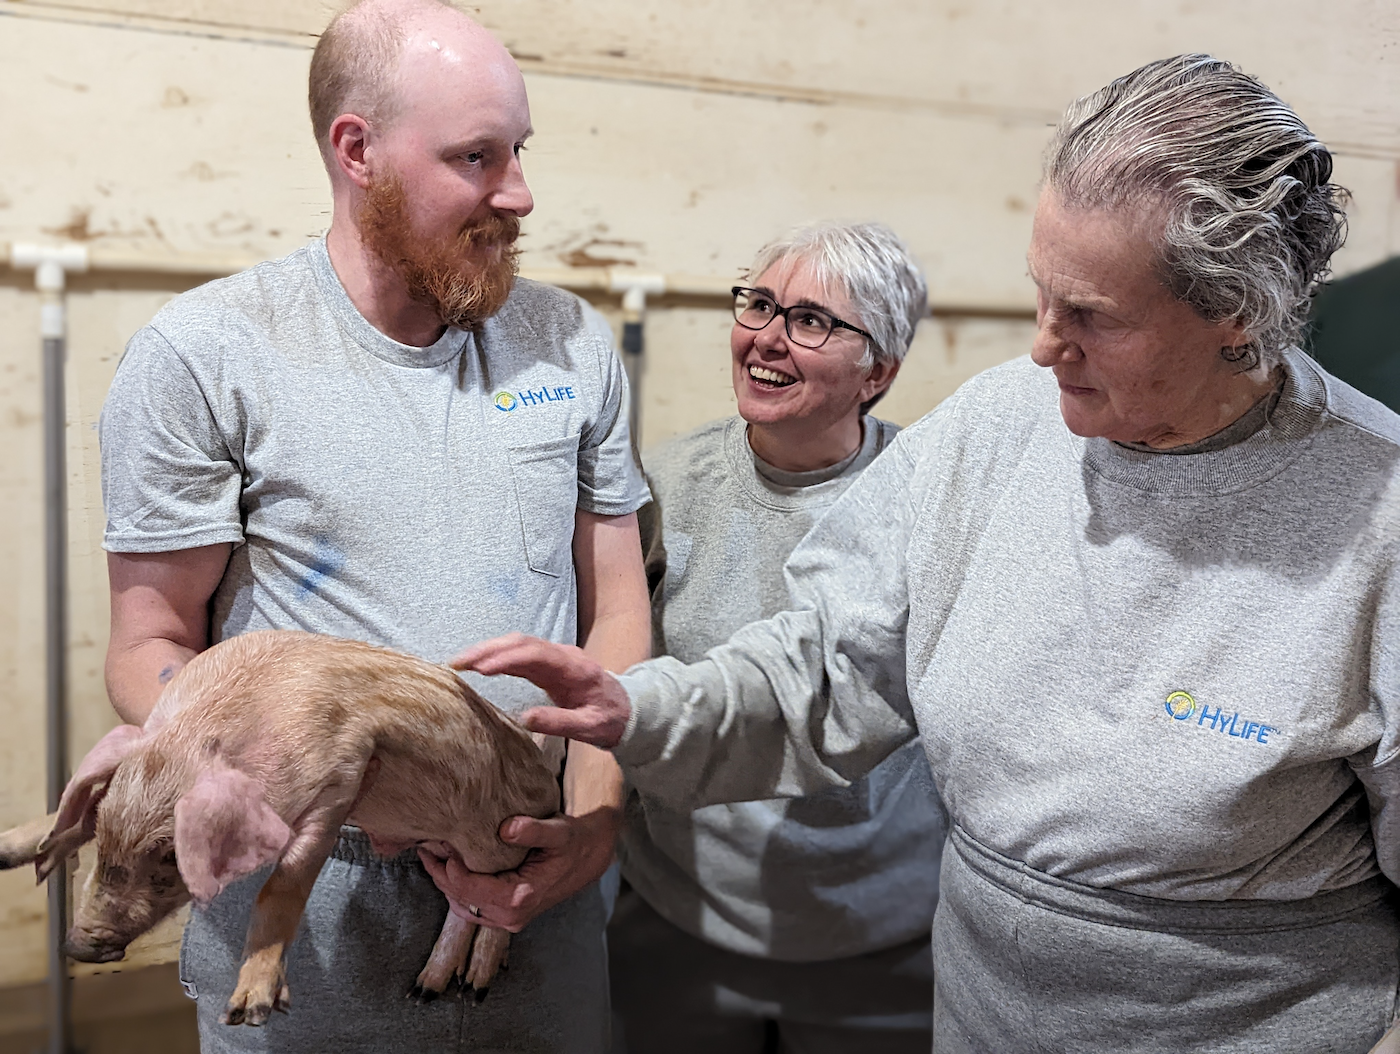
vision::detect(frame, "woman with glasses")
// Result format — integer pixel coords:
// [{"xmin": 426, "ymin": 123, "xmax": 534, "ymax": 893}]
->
[{"xmin": 608, "ymin": 222, "xmax": 947, "ymax": 1054}]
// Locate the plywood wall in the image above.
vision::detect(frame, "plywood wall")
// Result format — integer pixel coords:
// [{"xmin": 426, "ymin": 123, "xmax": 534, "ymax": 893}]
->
[{"xmin": 0, "ymin": 0, "xmax": 1397, "ymax": 987}]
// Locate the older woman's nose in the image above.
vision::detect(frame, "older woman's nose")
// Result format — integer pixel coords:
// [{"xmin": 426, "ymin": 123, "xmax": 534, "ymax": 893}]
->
[{"xmin": 1031, "ymin": 314, "xmax": 1078, "ymax": 367}]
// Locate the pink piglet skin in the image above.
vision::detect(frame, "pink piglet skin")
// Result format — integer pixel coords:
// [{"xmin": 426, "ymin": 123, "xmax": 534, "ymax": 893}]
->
[{"xmin": 0, "ymin": 630, "xmax": 561, "ymax": 1024}]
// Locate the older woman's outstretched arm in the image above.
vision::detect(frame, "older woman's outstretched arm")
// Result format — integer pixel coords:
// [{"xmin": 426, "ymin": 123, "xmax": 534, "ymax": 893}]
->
[
  {"xmin": 1350, "ymin": 560, "xmax": 1400, "ymax": 884},
  {"xmin": 458, "ymin": 405, "xmax": 957, "ymax": 809}
]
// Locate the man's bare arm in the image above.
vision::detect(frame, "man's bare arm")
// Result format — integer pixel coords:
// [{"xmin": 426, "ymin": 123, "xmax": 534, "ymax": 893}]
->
[
  {"xmin": 566, "ymin": 508, "xmax": 649, "ymax": 817},
  {"xmin": 106, "ymin": 544, "xmax": 232, "ymax": 725}
]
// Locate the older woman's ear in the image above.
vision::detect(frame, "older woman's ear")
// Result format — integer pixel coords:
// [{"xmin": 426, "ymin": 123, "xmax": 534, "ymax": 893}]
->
[
  {"xmin": 861, "ymin": 358, "xmax": 901, "ymax": 405},
  {"xmin": 1215, "ymin": 318, "xmax": 1260, "ymax": 368}
]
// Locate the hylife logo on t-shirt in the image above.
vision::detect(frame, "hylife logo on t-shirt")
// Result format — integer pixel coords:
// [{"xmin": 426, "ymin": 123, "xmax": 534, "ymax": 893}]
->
[
  {"xmin": 1163, "ymin": 689, "xmax": 1278, "ymax": 745},
  {"xmin": 493, "ymin": 386, "xmax": 577, "ymax": 412}
]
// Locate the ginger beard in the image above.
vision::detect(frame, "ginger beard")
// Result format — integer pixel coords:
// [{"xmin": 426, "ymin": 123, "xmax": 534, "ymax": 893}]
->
[{"xmin": 357, "ymin": 172, "xmax": 521, "ymax": 329}]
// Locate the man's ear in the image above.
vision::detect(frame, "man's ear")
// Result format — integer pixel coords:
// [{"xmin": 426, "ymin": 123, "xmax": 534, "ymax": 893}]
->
[
  {"xmin": 35, "ymin": 724, "xmax": 147, "ymax": 881},
  {"xmin": 329, "ymin": 112, "xmax": 374, "ymax": 189},
  {"xmin": 174, "ymin": 764, "xmax": 291, "ymax": 905}
]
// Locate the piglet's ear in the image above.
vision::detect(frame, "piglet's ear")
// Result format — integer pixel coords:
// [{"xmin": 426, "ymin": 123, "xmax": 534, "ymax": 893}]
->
[
  {"xmin": 174, "ymin": 764, "xmax": 290, "ymax": 905},
  {"xmin": 36, "ymin": 724, "xmax": 147, "ymax": 881}
]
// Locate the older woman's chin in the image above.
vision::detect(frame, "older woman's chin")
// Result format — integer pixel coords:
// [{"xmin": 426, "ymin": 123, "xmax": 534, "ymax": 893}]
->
[{"xmin": 1056, "ymin": 392, "xmax": 1113, "ymax": 438}]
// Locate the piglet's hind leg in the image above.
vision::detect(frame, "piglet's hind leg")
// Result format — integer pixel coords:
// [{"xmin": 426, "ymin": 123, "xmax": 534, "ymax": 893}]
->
[
  {"xmin": 410, "ymin": 911, "xmax": 476, "ymax": 1002},
  {"xmin": 465, "ymin": 927, "xmax": 511, "ymax": 1003},
  {"xmin": 224, "ymin": 788, "xmax": 355, "ymax": 1026}
]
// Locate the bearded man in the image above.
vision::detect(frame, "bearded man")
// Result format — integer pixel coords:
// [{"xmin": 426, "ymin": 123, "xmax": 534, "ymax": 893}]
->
[{"xmin": 96, "ymin": 1, "xmax": 650, "ymax": 1050}]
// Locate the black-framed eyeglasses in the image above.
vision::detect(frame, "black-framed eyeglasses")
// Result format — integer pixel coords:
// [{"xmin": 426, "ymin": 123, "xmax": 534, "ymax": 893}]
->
[{"xmin": 731, "ymin": 286, "xmax": 873, "ymax": 350}]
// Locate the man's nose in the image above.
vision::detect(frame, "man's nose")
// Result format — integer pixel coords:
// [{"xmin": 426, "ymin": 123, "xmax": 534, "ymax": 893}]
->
[{"xmin": 491, "ymin": 155, "xmax": 533, "ymax": 217}]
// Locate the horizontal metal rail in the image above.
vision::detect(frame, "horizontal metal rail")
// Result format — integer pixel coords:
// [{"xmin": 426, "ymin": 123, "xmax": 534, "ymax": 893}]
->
[{"xmin": 1, "ymin": 242, "xmax": 1038, "ymax": 320}]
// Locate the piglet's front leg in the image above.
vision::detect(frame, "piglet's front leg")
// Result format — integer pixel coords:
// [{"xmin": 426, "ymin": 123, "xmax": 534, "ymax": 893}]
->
[
  {"xmin": 224, "ymin": 789, "xmax": 356, "ymax": 1026},
  {"xmin": 464, "ymin": 926, "xmax": 511, "ymax": 1002},
  {"xmin": 410, "ymin": 910, "xmax": 476, "ymax": 1002},
  {"xmin": 0, "ymin": 813, "xmax": 57, "ymax": 870}
]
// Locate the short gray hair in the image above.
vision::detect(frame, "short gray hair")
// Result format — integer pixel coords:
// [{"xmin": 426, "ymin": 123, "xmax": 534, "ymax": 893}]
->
[
  {"xmin": 1044, "ymin": 54, "xmax": 1348, "ymax": 366},
  {"xmin": 746, "ymin": 221, "xmax": 928, "ymax": 372}
]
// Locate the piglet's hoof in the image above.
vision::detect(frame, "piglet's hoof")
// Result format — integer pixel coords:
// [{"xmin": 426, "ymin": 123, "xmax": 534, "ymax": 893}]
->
[
  {"xmin": 223, "ymin": 983, "xmax": 290, "ymax": 1026},
  {"xmin": 223, "ymin": 956, "xmax": 291, "ymax": 1026},
  {"xmin": 407, "ymin": 978, "xmax": 459, "ymax": 1004}
]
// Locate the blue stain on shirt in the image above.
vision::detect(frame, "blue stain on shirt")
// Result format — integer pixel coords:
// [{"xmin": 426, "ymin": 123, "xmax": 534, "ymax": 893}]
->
[
  {"xmin": 297, "ymin": 539, "xmax": 347, "ymax": 599},
  {"xmin": 488, "ymin": 574, "xmax": 521, "ymax": 603}
]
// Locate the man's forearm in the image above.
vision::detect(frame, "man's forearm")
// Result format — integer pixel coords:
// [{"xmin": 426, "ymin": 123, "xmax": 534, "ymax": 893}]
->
[
  {"xmin": 105, "ymin": 637, "xmax": 200, "ymax": 726},
  {"xmin": 562, "ymin": 742, "xmax": 625, "ymax": 818},
  {"xmin": 565, "ymin": 599, "xmax": 650, "ymax": 815}
]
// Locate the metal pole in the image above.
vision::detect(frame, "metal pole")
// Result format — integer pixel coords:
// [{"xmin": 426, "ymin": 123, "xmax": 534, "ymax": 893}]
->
[
  {"xmin": 38, "ymin": 260, "xmax": 73, "ymax": 1054},
  {"xmin": 621, "ymin": 318, "xmax": 643, "ymax": 446},
  {"xmin": 615, "ymin": 280, "xmax": 663, "ymax": 449}
]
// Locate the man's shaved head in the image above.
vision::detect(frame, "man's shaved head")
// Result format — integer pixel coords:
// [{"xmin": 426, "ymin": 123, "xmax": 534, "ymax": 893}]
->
[{"xmin": 309, "ymin": 0, "xmax": 509, "ymax": 162}]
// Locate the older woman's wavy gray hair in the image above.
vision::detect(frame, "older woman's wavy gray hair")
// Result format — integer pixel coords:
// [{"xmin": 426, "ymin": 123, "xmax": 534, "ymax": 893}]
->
[
  {"xmin": 746, "ymin": 221, "xmax": 928, "ymax": 373},
  {"xmin": 1044, "ymin": 54, "xmax": 1348, "ymax": 366}
]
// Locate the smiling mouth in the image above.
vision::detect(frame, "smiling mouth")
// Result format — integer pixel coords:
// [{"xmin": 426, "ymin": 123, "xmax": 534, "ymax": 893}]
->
[{"xmin": 749, "ymin": 364, "xmax": 797, "ymax": 388}]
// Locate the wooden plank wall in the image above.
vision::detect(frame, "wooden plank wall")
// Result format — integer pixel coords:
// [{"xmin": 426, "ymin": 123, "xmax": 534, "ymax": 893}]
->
[{"xmin": 0, "ymin": 0, "xmax": 1397, "ymax": 987}]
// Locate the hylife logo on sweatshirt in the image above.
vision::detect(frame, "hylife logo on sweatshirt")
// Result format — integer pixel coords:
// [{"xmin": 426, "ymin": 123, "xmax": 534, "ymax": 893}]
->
[
  {"xmin": 1164, "ymin": 690, "xmax": 1277, "ymax": 745},
  {"xmin": 493, "ymin": 386, "xmax": 577, "ymax": 412}
]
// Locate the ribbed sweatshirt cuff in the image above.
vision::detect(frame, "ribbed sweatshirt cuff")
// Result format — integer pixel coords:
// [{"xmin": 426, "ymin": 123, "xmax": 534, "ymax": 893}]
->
[{"xmin": 613, "ymin": 664, "xmax": 678, "ymax": 768}]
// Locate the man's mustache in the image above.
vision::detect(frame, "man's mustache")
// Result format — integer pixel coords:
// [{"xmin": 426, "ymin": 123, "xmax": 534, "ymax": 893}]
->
[{"xmin": 455, "ymin": 213, "xmax": 521, "ymax": 253}]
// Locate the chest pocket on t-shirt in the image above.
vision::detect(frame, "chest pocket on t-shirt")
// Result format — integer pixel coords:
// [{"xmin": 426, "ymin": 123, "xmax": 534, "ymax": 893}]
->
[{"xmin": 507, "ymin": 433, "xmax": 581, "ymax": 577}]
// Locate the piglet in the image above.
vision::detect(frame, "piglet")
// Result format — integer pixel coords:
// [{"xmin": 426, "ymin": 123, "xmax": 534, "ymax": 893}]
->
[{"xmin": 0, "ymin": 629, "xmax": 560, "ymax": 1025}]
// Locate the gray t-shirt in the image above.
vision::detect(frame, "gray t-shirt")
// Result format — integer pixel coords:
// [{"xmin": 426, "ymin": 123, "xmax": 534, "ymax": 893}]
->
[
  {"xmin": 623, "ymin": 416, "xmax": 946, "ymax": 961},
  {"xmin": 101, "ymin": 239, "xmax": 650, "ymax": 717},
  {"xmin": 614, "ymin": 350, "xmax": 1400, "ymax": 902}
]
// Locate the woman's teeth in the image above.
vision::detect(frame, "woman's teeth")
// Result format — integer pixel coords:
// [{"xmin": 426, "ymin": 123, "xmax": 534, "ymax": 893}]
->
[{"xmin": 749, "ymin": 365, "xmax": 797, "ymax": 387}]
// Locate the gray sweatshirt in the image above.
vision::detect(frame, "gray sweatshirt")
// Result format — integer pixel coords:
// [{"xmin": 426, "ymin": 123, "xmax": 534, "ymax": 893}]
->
[
  {"xmin": 624, "ymin": 416, "xmax": 946, "ymax": 961},
  {"xmin": 613, "ymin": 350, "xmax": 1400, "ymax": 901}
]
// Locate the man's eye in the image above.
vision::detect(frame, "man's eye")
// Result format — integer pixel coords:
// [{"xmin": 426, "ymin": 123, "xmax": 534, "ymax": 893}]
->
[
  {"xmin": 462, "ymin": 151, "xmax": 485, "ymax": 164},
  {"xmin": 514, "ymin": 143, "xmax": 527, "ymax": 156},
  {"xmin": 750, "ymin": 298, "xmax": 775, "ymax": 314}
]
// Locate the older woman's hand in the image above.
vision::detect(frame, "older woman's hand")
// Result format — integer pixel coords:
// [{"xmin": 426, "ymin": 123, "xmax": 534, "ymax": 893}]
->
[{"xmin": 451, "ymin": 633, "xmax": 633, "ymax": 748}]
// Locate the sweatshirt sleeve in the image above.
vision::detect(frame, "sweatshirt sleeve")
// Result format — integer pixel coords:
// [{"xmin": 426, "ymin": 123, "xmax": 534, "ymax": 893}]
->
[
  {"xmin": 612, "ymin": 406, "xmax": 949, "ymax": 808},
  {"xmin": 1350, "ymin": 556, "xmax": 1400, "ymax": 885}
]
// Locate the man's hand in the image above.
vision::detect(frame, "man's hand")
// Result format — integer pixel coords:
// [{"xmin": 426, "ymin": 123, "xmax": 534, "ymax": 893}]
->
[
  {"xmin": 451, "ymin": 633, "xmax": 633, "ymax": 748},
  {"xmin": 417, "ymin": 808, "xmax": 620, "ymax": 932}
]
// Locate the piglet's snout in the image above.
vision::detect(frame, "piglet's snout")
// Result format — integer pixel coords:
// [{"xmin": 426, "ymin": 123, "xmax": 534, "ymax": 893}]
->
[{"xmin": 62, "ymin": 927, "xmax": 129, "ymax": 963}]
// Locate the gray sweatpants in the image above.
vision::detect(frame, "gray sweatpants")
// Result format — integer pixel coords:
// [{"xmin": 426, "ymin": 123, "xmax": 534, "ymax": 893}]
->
[
  {"xmin": 180, "ymin": 829, "xmax": 610, "ymax": 1054},
  {"xmin": 609, "ymin": 887, "xmax": 933, "ymax": 1054},
  {"xmin": 935, "ymin": 826, "xmax": 1400, "ymax": 1053}
]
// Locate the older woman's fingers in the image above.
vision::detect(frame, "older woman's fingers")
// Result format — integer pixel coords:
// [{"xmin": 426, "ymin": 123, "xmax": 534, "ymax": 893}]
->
[
  {"xmin": 451, "ymin": 635, "xmax": 633, "ymax": 746},
  {"xmin": 520, "ymin": 703, "xmax": 628, "ymax": 748},
  {"xmin": 449, "ymin": 632, "xmax": 533, "ymax": 672},
  {"xmin": 452, "ymin": 635, "xmax": 592, "ymax": 689}
]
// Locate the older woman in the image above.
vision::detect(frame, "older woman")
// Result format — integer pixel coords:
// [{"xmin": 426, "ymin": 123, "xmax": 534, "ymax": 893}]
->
[
  {"xmin": 610, "ymin": 222, "xmax": 947, "ymax": 1054},
  {"xmin": 456, "ymin": 56, "xmax": 1400, "ymax": 1053}
]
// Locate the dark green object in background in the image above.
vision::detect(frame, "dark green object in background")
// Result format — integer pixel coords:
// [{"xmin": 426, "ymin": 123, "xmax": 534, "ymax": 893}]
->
[{"xmin": 1307, "ymin": 256, "xmax": 1400, "ymax": 412}]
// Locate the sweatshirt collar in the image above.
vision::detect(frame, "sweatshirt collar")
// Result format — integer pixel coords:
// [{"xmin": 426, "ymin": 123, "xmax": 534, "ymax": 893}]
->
[{"xmin": 1077, "ymin": 347, "xmax": 1327, "ymax": 495}]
